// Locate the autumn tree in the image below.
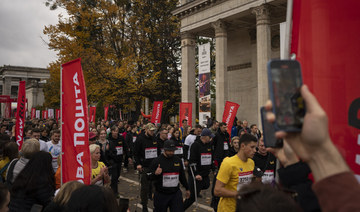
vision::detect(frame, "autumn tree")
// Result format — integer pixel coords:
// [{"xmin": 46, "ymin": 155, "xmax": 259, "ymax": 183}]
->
[{"xmin": 43, "ymin": 0, "xmax": 181, "ymax": 122}]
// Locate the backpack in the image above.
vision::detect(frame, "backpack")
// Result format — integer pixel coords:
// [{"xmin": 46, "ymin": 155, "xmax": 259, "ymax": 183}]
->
[{"xmin": 5, "ymin": 158, "xmax": 19, "ymax": 188}]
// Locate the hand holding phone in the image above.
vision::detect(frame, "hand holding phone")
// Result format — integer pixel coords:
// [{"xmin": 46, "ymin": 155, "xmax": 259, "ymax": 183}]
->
[
  {"xmin": 260, "ymin": 107, "xmax": 283, "ymax": 148},
  {"xmin": 267, "ymin": 60, "xmax": 306, "ymax": 132}
]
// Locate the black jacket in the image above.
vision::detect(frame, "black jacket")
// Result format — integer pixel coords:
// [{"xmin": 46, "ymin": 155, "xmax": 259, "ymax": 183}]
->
[
  {"xmin": 170, "ymin": 136, "xmax": 184, "ymax": 159},
  {"xmin": 149, "ymin": 154, "xmax": 189, "ymax": 194},
  {"xmin": 213, "ymin": 129, "xmax": 230, "ymax": 165},
  {"xmin": 108, "ymin": 133, "xmax": 127, "ymax": 164},
  {"xmin": 134, "ymin": 132, "xmax": 159, "ymax": 168},
  {"xmin": 125, "ymin": 131, "xmax": 137, "ymax": 158},
  {"xmin": 188, "ymin": 137, "xmax": 214, "ymax": 177}
]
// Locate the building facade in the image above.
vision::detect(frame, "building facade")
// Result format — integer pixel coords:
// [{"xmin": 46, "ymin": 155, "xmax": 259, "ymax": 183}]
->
[
  {"xmin": 0, "ymin": 65, "xmax": 50, "ymax": 117},
  {"xmin": 173, "ymin": 0, "xmax": 286, "ymax": 126}
]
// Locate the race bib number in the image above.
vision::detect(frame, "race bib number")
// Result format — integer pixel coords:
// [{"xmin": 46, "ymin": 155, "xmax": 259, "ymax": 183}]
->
[
  {"xmin": 161, "ymin": 148, "xmax": 164, "ymax": 154},
  {"xmin": 116, "ymin": 146, "xmax": 123, "ymax": 155},
  {"xmin": 133, "ymin": 137, "xmax": 137, "ymax": 143},
  {"xmin": 224, "ymin": 142, "xmax": 229, "ymax": 150},
  {"xmin": 200, "ymin": 153, "xmax": 212, "ymax": 166},
  {"xmin": 175, "ymin": 146, "xmax": 183, "ymax": 155},
  {"xmin": 237, "ymin": 171, "xmax": 253, "ymax": 191},
  {"xmin": 145, "ymin": 147, "xmax": 158, "ymax": 159},
  {"xmin": 162, "ymin": 172, "xmax": 179, "ymax": 187},
  {"xmin": 261, "ymin": 170, "xmax": 274, "ymax": 184}
]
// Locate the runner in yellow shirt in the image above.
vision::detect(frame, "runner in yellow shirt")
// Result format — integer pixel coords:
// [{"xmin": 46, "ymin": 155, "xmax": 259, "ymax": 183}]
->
[{"xmin": 214, "ymin": 133, "xmax": 258, "ymax": 212}]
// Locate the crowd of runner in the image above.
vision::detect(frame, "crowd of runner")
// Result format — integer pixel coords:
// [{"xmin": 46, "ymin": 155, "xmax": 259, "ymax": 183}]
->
[{"xmin": 0, "ymin": 86, "xmax": 359, "ymax": 212}]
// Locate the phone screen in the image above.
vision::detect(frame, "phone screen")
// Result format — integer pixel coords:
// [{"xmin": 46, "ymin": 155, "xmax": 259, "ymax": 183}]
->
[
  {"xmin": 268, "ymin": 60, "xmax": 305, "ymax": 131},
  {"xmin": 260, "ymin": 107, "xmax": 283, "ymax": 148}
]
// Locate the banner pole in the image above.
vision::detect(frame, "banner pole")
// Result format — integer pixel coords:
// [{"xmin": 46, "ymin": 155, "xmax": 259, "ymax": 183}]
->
[
  {"xmin": 284, "ymin": 0, "xmax": 293, "ymax": 60},
  {"xmin": 60, "ymin": 65, "xmax": 63, "ymax": 187}
]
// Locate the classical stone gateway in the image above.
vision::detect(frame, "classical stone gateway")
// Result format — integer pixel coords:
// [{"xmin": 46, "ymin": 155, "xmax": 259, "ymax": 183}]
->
[
  {"xmin": 173, "ymin": 0, "xmax": 286, "ymax": 126},
  {"xmin": 0, "ymin": 65, "xmax": 50, "ymax": 117}
]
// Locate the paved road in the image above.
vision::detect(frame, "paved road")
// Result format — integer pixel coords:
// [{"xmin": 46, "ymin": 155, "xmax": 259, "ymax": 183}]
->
[{"xmin": 117, "ymin": 166, "xmax": 215, "ymax": 212}]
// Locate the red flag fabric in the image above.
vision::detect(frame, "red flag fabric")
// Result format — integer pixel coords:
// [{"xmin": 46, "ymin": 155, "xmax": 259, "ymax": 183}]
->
[
  {"xmin": 151, "ymin": 101, "xmax": 163, "ymax": 124},
  {"xmin": 61, "ymin": 58, "xmax": 91, "ymax": 184},
  {"xmin": 104, "ymin": 106, "xmax": 109, "ymax": 121},
  {"xmin": 291, "ymin": 0, "xmax": 360, "ymax": 178},
  {"xmin": 180, "ymin": 103, "xmax": 192, "ymax": 127},
  {"xmin": 56, "ymin": 109, "xmax": 60, "ymax": 121},
  {"xmin": 15, "ymin": 81, "xmax": 26, "ymax": 150},
  {"xmin": 31, "ymin": 108, "xmax": 36, "ymax": 119},
  {"xmin": 42, "ymin": 110, "xmax": 48, "ymax": 120},
  {"xmin": 222, "ymin": 101, "xmax": 240, "ymax": 136},
  {"xmin": 119, "ymin": 109, "xmax": 122, "ymax": 121},
  {"xmin": 89, "ymin": 106, "xmax": 96, "ymax": 123}
]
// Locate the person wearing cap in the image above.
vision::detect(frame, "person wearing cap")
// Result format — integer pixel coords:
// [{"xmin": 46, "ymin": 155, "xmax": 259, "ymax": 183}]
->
[
  {"xmin": 149, "ymin": 140, "xmax": 190, "ymax": 212},
  {"xmin": 214, "ymin": 133, "xmax": 257, "ymax": 212},
  {"xmin": 134, "ymin": 123, "xmax": 159, "ymax": 212},
  {"xmin": 183, "ymin": 128, "xmax": 215, "ymax": 210},
  {"xmin": 89, "ymin": 131, "xmax": 97, "ymax": 145},
  {"xmin": 107, "ymin": 125, "xmax": 128, "ymax": 195}
]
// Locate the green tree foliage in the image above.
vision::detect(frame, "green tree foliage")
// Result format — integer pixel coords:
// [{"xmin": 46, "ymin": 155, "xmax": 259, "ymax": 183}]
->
[{"xmin": 43, "ymin": 0, "xmax": 181, "ymax": 122}]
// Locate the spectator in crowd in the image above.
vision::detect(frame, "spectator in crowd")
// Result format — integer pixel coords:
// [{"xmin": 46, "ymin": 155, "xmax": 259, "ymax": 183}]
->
[
  {"xmin": 96, "ymin": 129, "xmax": 110, "ymax": 166},
  {"xmin": 40, "ymin": 127, "xmax": 50, "ymax": 142},
  {"xmin": 183, "ymin": 125, "xmax": 202, "ymax": 165},
  {"xmin": 229, "ymin": 136, "xmax": 240, "ymax": 157},
  {"xmin": 0, "ymin": 183, "xmax": 10, "ymax": 212},
  {"xmin": 238, "ymin": 120, "xmax": 250, "ymax": 134},
  {"xmin": 210, "ymin": 121, "xmax": 219, "ymax": 135},
  {"xmin": 90, "ymin": 144, "xmax": 110, "ymax": 186},
  {"xmin": 235, "ymin": 183, "xmax": 301, "ymax": 212},
  {"xmin": 44, "ymin": 181, "xmax": 85, "ymax": 212},
  {"xmin": 47, "ymin": 129, "xmax": 62, "ymax": 172},
  {"xmin": 252, "ymin": 137, "xmax": 276, "ymax": 184},
  {"xmin": 65, "ymin": 185, "xmax": 120, "ymax": 212},
  {"xmin": 249, "ymin": 124, "xmax": 261, "ymax": 141},
  {"xmin": 9, "ymin": 151, "xmax": 55, "ymax": 211},
  {"xmin": 170, "ymin": 128, "xmax": 184, "ymax": 162},
  {"xmin": 184, "ymin": 128, "xmax": 215, "ymax": 210},
  {"xmin": 108, "ymin": 126, "xmax": 127, "ymax": 195},
  {"xmin": 0, "ymin": 142, "xmax": 18, "ymax": 182},
  {"xmin": 6, "ymin": 138, "xmax": 40, "ymax": 184}
]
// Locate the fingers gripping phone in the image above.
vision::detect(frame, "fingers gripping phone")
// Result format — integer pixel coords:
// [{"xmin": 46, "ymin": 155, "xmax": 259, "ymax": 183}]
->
[
  {"xmin": 260, "ymin": 107, "xmax": 283, "ymax": 148},
  {"xmin": 267, "ymin": 60, "xmax": 306, "ymax": 132}
]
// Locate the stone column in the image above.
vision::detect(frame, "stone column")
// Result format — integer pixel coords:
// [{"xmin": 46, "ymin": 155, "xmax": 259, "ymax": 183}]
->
[
  {"xmin": 2, "ymin": 77, "xmax": 12, "ymax": 117},
  {"xmin": 252, "ymin": 5, "xmax": 271, "ymax": 125},
  {"xmin": 212, "ymin": 20, "xmax": 228, "ymax": 121},
  {"xmin": 181, "ymin": 32, "xmax": 196, "ymax": 125}
]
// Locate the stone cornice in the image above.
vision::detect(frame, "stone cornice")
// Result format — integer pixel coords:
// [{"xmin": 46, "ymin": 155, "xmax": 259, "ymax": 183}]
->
[{"xmin": 173, "ymin": 0, "xmax": 224, "ymax": 18}]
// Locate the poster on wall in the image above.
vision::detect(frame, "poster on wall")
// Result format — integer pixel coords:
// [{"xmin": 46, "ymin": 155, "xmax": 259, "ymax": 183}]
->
[{"xmin": 198, "ymin": 42, "xmax": 211, "ymax": 126}]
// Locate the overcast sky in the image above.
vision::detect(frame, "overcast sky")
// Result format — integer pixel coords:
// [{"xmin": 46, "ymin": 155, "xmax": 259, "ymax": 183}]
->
[{"xmin": 0, "ymin": 0, "xmax": 65, "ymax": 68}]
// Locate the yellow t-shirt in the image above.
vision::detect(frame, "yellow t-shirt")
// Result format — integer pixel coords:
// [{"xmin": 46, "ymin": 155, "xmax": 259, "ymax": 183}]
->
[
  {"xmin": 216, "ymin": 155, "xmax": 254, "ymax": 212},
  {"xmin": 92, "ymin": 161, "xmax": 106, "ymax": 186}
]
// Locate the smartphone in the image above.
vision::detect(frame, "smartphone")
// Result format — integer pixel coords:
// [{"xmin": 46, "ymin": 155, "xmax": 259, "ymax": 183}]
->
[
  {"xmin": 260, "ymin": 107, "xmax": 283, "ymax": 148},
  {"xmin": 267, "ymin": 60, "xmax": 305, "ymax": 131}
]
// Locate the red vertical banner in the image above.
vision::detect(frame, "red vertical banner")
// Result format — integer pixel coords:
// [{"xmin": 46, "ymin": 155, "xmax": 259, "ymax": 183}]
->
[
  {"xmin": 42, "ymin": 110, "xmax": 48, "ymax": 119},
  {"xmin": 222, "ymin": 101, "xmax": 240, "ymax": 136},
  {"xmin": 119, "ymin": 109, "xmax": 122, "ymax": 120},
  {"xmin": 291, "ymin": 0, "xmax": 360, "ymax": 179},
  {"xmin": 31, "ymin": 108, "xmax": 36, "ymax": 119},
  {"xmin": 61, "ymin": 58, "xmax": 91, "ymax": 185},
  {"xmin": 15, "ymin": 81, "xmax": 26, "ymax": 150},
  {"xmin": 56, "ymin": 109, "xmax": 60, "ymax": 121},
  {"xmin": 179, "ymin": 103, "xmax": 192, "ymax": 128},
  {"xmin": 104, "ymin": 106, "xmax": 109, "ymax": 121},
  {"xmin": 89, "ymin": 106, "xmax": 96, "ymax": 123},
  {"xmin": 151, "ymin": 101, "xmax": 163, "ymax": 125}
]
